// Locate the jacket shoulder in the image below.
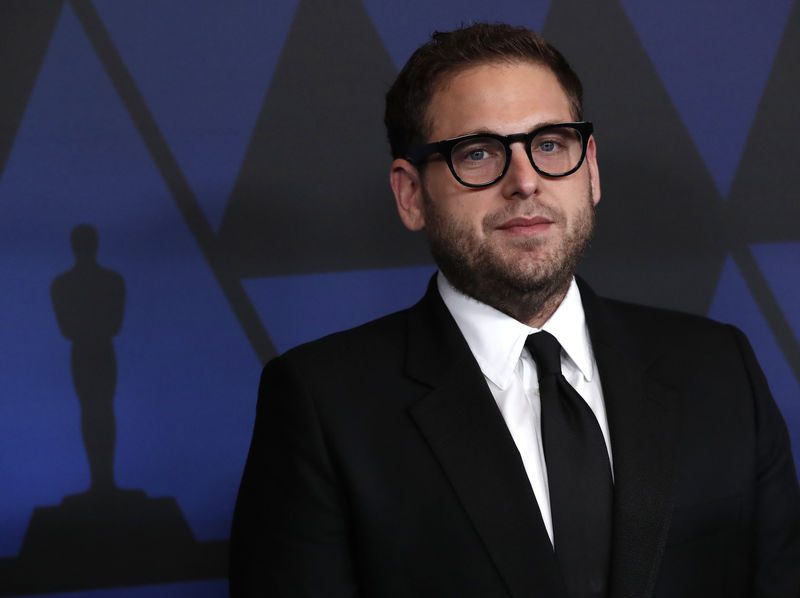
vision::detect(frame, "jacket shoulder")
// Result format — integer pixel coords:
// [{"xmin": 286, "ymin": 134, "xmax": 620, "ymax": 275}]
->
[
  {"xmin": 280, "ymin": 306, "xmax": 412, "ymax": 363},
  {"xmin": 584, "ymin": 289, "xmax": 749, "ymax": 368},
  {"xmin": 600, "ymin": 295, "xmax": 729, "ymax": 334}
]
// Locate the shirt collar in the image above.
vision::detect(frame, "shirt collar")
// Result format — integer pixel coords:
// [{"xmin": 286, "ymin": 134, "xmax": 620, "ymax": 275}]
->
[{"xmin": 437, "ymin": 272, "xmax": 596, "ymax": 389}]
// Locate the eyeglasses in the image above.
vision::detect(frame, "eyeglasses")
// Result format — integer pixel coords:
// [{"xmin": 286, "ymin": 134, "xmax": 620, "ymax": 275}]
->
[{"xmin": 406, "ymin": 121, "xmax": 593, "ymax": 188}]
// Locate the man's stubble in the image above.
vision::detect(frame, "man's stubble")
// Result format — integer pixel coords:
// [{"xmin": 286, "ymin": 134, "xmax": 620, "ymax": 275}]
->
[{"xmin": 422, "ymin": 185, "xmax": 596, "ymax": 325}]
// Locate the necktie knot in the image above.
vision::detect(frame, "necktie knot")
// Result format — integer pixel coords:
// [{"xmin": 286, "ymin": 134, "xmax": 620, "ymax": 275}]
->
[{"xmin": 525, "ymin": 330, "xmax": 562, "ymax": 377}]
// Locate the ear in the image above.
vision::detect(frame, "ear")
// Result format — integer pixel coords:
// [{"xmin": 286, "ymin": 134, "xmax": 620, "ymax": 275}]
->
[
  {"xmin": 390, "ymin": 159, "xmax": 426, "ymax": 231},
  {"xmin": 585, "ymin": 135, "xmax": 601, "ymax": 205}
]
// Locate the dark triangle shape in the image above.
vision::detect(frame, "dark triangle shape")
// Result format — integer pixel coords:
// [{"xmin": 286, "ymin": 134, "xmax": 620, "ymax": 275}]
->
[
  {"xmin": 543, "ymin": 0, "xmax": 726, "ymax": 315},
  {"xmin": 68, "ymin": 0, "xmax": 276, "ymax": 364},
  {"xmin": 724, "ymin": 2, "xmax": 800, "ymax": 388},
  {"xmin": 0, "ymin": 0, "xmax": 64, "ymax": 179},
  {"xmin": 727, "ymin": 0, "xmax": 800, "ymax": 242},
  {"xmin": 218, "ymin": 0, "xmax": 429, "ymax": 278},
  {"xmin": 619, "ymin": 0, "xmax": 792, "ymax": 197}
]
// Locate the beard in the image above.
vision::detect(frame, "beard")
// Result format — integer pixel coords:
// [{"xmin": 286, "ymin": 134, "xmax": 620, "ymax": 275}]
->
[{"xmin": 422, "ymin": 185, "xmax": 595, "ymax": 324}]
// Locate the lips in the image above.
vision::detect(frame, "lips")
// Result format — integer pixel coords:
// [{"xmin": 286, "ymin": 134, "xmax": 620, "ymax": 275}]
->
[{"xmin": 498, "ymin": 215, "xmax": 553, "ymax": 233}]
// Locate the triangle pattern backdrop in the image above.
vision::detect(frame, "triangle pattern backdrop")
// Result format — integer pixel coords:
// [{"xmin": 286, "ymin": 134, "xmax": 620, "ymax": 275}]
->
[
  {"xmin": 0, "ymin": 0, "xmax": 798, "ymax": 596},
  {"xmin": 620, "ymin": 0, "xmax": 794, "ymax": 197},
  {"xmin": 94, "ymin": 0, "xmax": 300, "ymax": 230}
]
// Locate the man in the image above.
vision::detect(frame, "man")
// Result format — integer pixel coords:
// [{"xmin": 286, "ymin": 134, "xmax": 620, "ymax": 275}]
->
[{"xmin": 230, "ymin": 24, "xmax": 800, "ymax": 597}]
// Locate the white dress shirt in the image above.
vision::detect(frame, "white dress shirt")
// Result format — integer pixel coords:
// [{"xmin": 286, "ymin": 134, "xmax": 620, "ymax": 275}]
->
[{"xmin": 437, "ymin": 272, "xmax": 612, "ymax": 544}]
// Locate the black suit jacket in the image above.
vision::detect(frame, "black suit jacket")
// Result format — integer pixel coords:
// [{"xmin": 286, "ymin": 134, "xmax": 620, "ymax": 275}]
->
[{"xmin": 230, "ymin": 278, "xmax": 800, "ymax": 597}]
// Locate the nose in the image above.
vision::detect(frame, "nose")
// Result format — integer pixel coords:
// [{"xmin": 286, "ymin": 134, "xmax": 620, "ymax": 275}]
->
[{"xmin": 500, "ymin": 142, "xmax": 541, "ymax": 199}]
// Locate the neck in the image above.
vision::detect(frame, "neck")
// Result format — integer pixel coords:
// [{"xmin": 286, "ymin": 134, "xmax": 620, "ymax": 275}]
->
[
  {"xmin": 446, "ymin": 272, "xmax": 572, "ymax": 329},
  {"xmin": 489, "ymin": 279, "xmax": 570, "ymax": 328}
]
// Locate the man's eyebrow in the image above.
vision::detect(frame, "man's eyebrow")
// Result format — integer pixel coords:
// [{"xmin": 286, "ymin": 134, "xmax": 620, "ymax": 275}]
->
[{"xmin": 455, "ymin": 121, "xmax": 567, "ymax": 137}]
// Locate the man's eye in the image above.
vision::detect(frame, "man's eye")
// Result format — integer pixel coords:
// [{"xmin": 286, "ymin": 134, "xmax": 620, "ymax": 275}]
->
[
  {"xmin": 533, "ymin": 130, "xmax": 577, "ymax": 154},
  {"xmin": 537, "ymin": 140, "xmax": 559, "ymax": 152},
  {"xmin": 452, "ymin": 138, "xmax": 504, "ymax": 167},
  {"xmin": 466, "ymin": 149, "xmax": 489, "ymax": 161}
]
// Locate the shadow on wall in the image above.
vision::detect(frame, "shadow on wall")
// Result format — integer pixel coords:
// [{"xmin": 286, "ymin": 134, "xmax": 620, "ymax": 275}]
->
[{"xmin": 0, "ymin": 225, "xmax": 227, "ymax": 596}]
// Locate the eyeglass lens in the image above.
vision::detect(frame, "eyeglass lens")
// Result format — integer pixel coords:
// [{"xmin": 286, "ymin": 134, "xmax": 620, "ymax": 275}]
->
[{"xmin": 450, "ymin": 126, "xmax": 585, "ymax": 185}]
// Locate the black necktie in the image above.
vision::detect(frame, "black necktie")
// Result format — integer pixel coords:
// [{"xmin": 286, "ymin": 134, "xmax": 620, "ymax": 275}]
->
[{"xmin": 525, "ymin": 331, "xmax": 613, "ymax": 598}]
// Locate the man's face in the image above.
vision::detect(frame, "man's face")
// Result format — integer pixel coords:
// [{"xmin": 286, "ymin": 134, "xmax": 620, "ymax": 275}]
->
[{"xmin": 391, "ymin": 61, "xmax": 601, "ymax": 322}]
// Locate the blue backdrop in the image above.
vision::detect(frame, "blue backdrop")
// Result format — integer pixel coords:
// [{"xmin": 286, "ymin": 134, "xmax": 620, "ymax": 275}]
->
[{"xmin": 0, "ymin": 0, "xmax": 798, "ymax": 595}]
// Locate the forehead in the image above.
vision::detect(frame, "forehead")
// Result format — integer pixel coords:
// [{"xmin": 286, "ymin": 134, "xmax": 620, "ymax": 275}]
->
[{"xmin": 426, "ymin": 61, "xmax": 573, "ymax": 140}]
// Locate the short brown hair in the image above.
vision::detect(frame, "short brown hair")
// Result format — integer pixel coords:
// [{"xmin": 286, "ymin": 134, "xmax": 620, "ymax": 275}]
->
[{"xmin": 384, "ymin": 23, "xmax": 584, "ymax": 159}]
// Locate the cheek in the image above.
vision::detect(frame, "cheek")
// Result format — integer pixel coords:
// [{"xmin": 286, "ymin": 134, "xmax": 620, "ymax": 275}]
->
[
  {"xmin": 428, "ymin": 190, "xmax": 488, "ymax": 229},
  {"xmin": 452, "ymin": 199, "xmax": 493, "ymax": 232},
  {"xmin": 561, "ymin": 180, "xmax": 594, "ymax": 215},
  {"xmin": 439, "ymin": 201, "xmax": 485, "ymax": 234},
  {"xmin": 422, "ymin": 170, "xmax": 500, "ymax": 235}
]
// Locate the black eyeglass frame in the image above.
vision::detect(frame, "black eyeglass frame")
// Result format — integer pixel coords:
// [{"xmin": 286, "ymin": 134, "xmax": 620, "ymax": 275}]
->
[{"xmin": 406, "ymin": 121, "xmax": 594, "ymax": 188}]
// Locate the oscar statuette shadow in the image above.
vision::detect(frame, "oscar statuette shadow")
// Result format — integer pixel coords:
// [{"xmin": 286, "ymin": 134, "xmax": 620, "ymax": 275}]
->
[{"xmin": 0, "ymin": 225, "xmax": 226, "ymax": 595}]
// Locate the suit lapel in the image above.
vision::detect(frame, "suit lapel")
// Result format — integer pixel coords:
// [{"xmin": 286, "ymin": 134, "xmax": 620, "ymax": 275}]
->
[
  {"xmin": 405, "ymin": 281, "xmax": 567, "ymax": 598},
  {"xmin": 403, "ymin": 278, "xmax": 682, "ymax": 597},
  {"xmin": 580, "ymin": 281, "xmax": 681, "ymax": 598}
]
